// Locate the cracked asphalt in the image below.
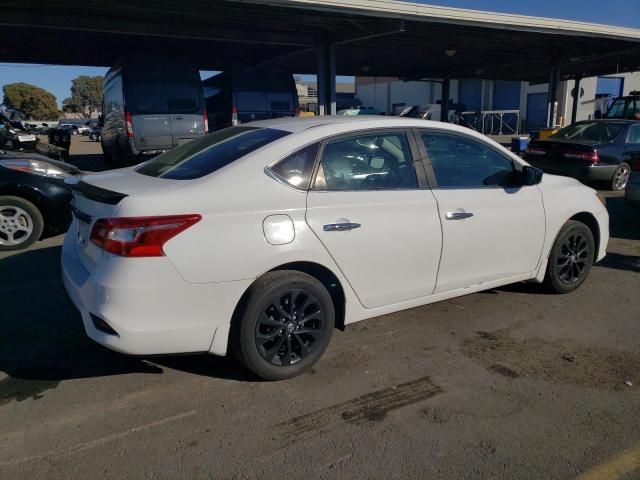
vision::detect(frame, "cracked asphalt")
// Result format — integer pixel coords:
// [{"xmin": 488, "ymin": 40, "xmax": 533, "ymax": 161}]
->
[{"xmin": 1, "ymin": 137, "xmax": 639, "ymax": 479}]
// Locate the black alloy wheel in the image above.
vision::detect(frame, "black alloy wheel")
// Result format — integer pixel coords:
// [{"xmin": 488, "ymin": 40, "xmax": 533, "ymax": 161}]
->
[
  {"xmin": 255, "ymin": 289, "xmax": 325, "ymax": 366},
  {"xmin": 544, "ymin": 220, "xmax": 595, "ymax": 293},
  {"xmin": 232, "ymin": 271, "xmax": 335, "ymax": 380}
]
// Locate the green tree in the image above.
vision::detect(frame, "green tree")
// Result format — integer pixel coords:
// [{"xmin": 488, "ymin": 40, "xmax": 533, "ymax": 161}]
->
[
  {"xmin": 2, "ymin": 83, "xmax": 58, "ymax": 119},
  {"xmin": 67, "ymin": 75, "xmax": 103, "ymax": 118}
]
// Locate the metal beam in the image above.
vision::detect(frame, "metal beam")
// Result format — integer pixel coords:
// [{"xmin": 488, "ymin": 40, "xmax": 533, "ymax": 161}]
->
[
  {"xmin": 546, "ymin": 65, "xmax": 561, "ymax": 128},
  {"xmin": 440, "ymin": 76, "xmax": 450, "ymax": 122},
  {"xmin": 571, "ymin": 76, "xmax": 582, "ymax": 124},
  {"xmin": 317, "ymin": 42, "xmax": 336, "ymax": 115}
]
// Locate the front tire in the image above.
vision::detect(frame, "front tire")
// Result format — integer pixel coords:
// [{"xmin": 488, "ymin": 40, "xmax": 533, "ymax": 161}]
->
[
  {"xmin": 0, "ymin": 196, "xmax": 44, "ymax": 252},
  {"xmin": 544, "ymin": 220, "xmax": 595, "ymax": 294},
  {"xmin": 611, "ymin": 162, "xmax": 630, "ymax": 191},
  {"xmin": 232, "ymin": 271, "xmax": 335, "ymax": 380}
]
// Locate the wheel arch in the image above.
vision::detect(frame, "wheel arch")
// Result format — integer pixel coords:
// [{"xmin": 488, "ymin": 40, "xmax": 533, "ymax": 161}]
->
[
  {"xmin": 569, "ymin": 211, "xmax": 600, "ymax": 261},
  {"xmin": 231, "ymin": 261, "xmax": 347, "ymax": 333}
]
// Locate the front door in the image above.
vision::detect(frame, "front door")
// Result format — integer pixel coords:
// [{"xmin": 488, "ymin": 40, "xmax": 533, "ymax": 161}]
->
[
  {"xmin": 305, "ymin": 130, "xmax": 442, "ymax": 309},
  {"xmin": 418, "ymin": 130, "xmax": 546, "ymax": 294}
]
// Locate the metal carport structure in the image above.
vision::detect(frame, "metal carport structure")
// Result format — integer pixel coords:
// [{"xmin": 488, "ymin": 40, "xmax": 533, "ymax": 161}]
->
[{"xmin": 1, "ymin": 0, "xmax": 640, "ymax": 124}]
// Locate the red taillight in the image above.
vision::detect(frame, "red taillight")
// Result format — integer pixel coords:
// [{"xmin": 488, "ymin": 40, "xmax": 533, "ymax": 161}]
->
[
  {"xmin": 203, "ymin": 110, "xmax": 209, "ymax": 133},
  {"xmin": 564, "ymin": 150, "xmax": 600, "ymax": 164},
  {"xmin": 90, "ymin": 215, "xmax": 201, "ymax": 257},
  {"xmin": 294, "ymin": 107, "xmax": 301, "ymax": 116},
  {"xmin": 525, "ymin": 146, "xmax": 546, "ymax": 156},
  {"xmin": 632, "ymin": 160, "xmax": 640, "ymax": 172},
  {"xmin": 231, "ymin": 105, "xmax": 239, "ymax": 126},
  {"xmin": 124, "ymin": 111, "xmax": 134, "ymax": 138}
]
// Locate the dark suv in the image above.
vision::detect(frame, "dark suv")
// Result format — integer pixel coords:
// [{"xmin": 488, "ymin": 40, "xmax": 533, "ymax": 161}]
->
[{"xmin": 605, "ymin": 91, "xmax": 640, "ymax": 120}]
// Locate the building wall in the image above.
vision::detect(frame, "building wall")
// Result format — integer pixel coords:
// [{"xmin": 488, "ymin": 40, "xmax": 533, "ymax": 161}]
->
[{"xmin": 357, "ymin": 71, "xmax": 640, "ymax": 131}]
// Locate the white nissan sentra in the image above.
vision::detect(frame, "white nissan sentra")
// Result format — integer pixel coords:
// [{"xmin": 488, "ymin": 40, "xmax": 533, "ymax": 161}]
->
[{"xmin": 62, "ymin": 117, "xmax": 609, "ymax": 380}]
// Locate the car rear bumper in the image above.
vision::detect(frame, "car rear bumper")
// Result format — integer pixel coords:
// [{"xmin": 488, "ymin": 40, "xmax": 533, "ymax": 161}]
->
[
  {"xmin": 61, "ymin": 231, "xmax": 251, "ymax": 356},
  {"xmin": 528, "ymin": 160, "xmax": 617, "ymax": 183}
]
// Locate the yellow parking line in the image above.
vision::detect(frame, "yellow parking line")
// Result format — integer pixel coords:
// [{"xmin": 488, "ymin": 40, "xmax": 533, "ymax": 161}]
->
[{"xmin": 577, "ymin": 446, "xmax": 640, "ymax": 480}]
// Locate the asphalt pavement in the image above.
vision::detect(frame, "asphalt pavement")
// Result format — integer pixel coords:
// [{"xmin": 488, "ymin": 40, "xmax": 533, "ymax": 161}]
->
[{"xmin": 1, "ymin": 137, "xmax": 639, "ymax": 479}]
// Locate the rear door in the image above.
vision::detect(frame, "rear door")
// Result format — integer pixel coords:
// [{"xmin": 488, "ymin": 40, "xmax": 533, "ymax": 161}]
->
[
  {"xmin": 305, "ymin": 129, "xmax": 442, "ymax": 309},
  {"xmin": 417, "ymin": 130, "xmax": 545, "ymax": 293}
]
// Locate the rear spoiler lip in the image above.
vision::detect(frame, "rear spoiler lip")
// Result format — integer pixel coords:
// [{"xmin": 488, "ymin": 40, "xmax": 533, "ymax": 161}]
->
[{"xmin": 68, "ymin": 180, "xmax": 128, "ymax": 205}]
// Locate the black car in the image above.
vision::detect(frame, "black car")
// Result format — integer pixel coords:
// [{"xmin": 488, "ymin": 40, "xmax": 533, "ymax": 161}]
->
[
  {"xmin": 524, "ymin": 120, "xmax": 640, "ymax": 191},
  {"xmin": 0, "ymin": 150, "xmax": 81, "ymax": 251}
]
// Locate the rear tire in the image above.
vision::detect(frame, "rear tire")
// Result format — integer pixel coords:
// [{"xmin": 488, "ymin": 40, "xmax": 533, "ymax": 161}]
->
[
  {"xmin": 0, "ymin": 196, "xmax": 44, "ymax": 252},
  {"xmin": 543, "ymin": 220, "xmax": 595, "ymax": 294},
  {"xmin": 610, "ymin": 162, "xmax": 630, "ymax": 191},
  {"xmin": 231, "ymin": 271, "xmax": 334, "ymax": 380}
]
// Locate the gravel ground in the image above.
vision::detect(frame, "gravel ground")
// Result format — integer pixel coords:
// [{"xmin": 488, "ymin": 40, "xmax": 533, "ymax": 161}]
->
[{"xmin": 1, "ymin": 137, "xmax": 639, "ymax": 479}]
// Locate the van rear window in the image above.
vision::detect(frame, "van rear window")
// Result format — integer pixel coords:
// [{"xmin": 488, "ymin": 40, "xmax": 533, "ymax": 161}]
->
[
  {"xmin": 136, "ymin": 127, "xmax": 290, "ymax": 180},
  {"xmin": 127, "ymin": 72, "xmax": 201, "ymax": 114}
]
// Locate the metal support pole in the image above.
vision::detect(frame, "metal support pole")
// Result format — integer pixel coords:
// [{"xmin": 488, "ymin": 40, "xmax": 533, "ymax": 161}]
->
[
  {"xmin": 316, "ymin": 42, "xmax": 336, "ymax": 116},
  {"xmin": 440, "ymin": 76, "xmax": 450, "ymax": 122},
  {"xmin": 571, "ymin": 76, "xmax": 581, "ymax": 125},
  {"xmin": 546, "ymin": 65, "xmax": 560, "ymax": 128}
]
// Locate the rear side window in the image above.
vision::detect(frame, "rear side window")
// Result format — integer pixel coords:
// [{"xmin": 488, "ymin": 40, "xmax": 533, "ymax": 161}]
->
[
  {"xmin": 268, "ymin": 143, "xmax": 319, "ymax": 190},
  {"xmin": 137, "ymin": 127, "xmax": 290, "ymax": 179}
]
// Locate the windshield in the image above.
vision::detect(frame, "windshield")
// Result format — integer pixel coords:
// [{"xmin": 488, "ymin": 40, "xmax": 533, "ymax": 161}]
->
[
  {"xmin": 550, "ymin": 122, "xmax": 624, "ymax": 143},
  {"xmin": 126, "ymin": 71, "xmax": 202, "ymax": 114},
  {"xmin": 605, "ymin": 97, "xmax": 639, "ymax": 119},
  {"xmin": 136, "ymin": 127, "xmax": 290, "ymax": 179}
]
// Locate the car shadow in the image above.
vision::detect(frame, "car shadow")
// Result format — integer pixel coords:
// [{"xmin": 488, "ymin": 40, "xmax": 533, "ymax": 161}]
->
[
  {"xmin": 606, "ymin": 195, "xmax": 640, "ymax": 241},
  {"xmin": 0, "ymin": 246, "xmax": 254, "ymax": 405},
  {"xmin": 597, "ymin": 252, "xmax": 640, "ymax": 273}
]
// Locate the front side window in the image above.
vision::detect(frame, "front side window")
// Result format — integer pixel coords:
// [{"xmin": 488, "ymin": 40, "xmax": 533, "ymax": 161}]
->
[
  {"xmin": 421, "ymin": 132, "xmax": 515, "ymax": 188},
  {"xmin": 313, "ymin": 133, "xmax": 418, "ymax": 190},
  {"xmin": 268, "ymin": 143, "xmax": 319, "ymax": 190},
  {"xmin": 137, "ymin": 127, "xmax": 290, "ymax": 180}
]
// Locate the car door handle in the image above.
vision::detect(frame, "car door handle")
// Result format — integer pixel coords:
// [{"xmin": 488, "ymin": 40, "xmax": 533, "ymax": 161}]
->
[
  {"xmin": 174, "ymin": 115, "xmax": 184, "ymax": 120},
  {"xmin": 323, "ymin": 222, "xmax": 361, "ymax": 232},
  {"xmin": 445, "ymin": 211, "xmax": 474, "ymax": 220}
]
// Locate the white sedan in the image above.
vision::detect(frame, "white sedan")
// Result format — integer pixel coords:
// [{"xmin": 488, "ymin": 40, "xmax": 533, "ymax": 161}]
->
[{"xmin": 62, "ymin": 117, "xmax": 609, "ymax": 380}]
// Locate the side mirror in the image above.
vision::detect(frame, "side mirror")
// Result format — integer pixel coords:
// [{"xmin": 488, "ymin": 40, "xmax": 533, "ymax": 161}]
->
[{"xmin": 523, "ymin": 165, "xmax": 543, "ymax": 186}]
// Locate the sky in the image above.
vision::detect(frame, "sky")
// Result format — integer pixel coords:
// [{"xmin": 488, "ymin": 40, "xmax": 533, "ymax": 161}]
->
[{"xmin": 1, "ymin": 0, "xmax": 639, "ymax": 107}]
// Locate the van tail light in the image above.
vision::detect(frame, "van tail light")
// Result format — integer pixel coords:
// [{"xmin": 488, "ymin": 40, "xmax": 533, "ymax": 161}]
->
[
  {"xmin": 564, "ymin": 149, "xmax": 600, "ymax": 164},
  {"xmin": 90, "ymin": 214, "xmax": 201, "ymax": 257},
  {"xmin": 632, "ymin": 159, "xmax": 640, "ymax": 172},
  {"xmin": 124, "ymin": 111, "xmax": 134, "ymax": 138},
  {"xmin": 231, "ymin": 105, "xmax": 239, "ymax": 126},
  {"xmin": 295, "ymin": 107, "xmax": 301, "ymax": 116},
  {"xmin": 203, "ymin": 110, "xmax": 209, "ymax": 133},
  {"xmin": 525, "ymin": 146, "xmax": 546, "ymax": 156}
]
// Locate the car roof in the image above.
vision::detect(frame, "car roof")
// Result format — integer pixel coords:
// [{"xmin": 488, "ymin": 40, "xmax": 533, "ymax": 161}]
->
[{"xmin": 247, "ymin": 115, "xmax": 469, "ymax": 134}]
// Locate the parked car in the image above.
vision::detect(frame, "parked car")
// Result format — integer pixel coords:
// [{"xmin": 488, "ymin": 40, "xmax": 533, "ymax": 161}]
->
[
  {"xmin": 604, "ymin": 91, "xmax": 640, "ymax": 120},
  {"xmin": 203, "ymin": 69, "xmax": 298, "ymax": 131},
  {"xmin": 62, "ymin": 117, "xmax": 608, "ymax": 380},
  {"xmin": 337, "ymin": 106, "xmax": 381, "ymax": 115},
  {"xmin": 524, "ymin": 120, "xmax": 640, "ymax": 191},
  {"xmin": 101, "ymin": 57, "xmax": 207, "ymax": 164},
  {"xmin": 76, "ymin": 124, "xmax": 92, "ymax": 135},
  {"xmin": 0, "ymin": 150, "xmax": 80, "ymax": 251},
  {"xmin": 0, "ymin": 114, "xmax": 39, "ymax": 151},
  {"xmin": 626, "ymin": 158, "xmax": 640, "ymax": 208}
]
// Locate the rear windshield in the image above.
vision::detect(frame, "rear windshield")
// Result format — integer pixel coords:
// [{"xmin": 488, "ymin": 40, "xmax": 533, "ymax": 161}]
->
[
  {"xmin": 136, "ymin": 127, "xmax": 290, "ymax": 179},
  {"xmin": 235, "ymin": 72, "xmax": 293, "ymax": 93},
  {"xmin": 126, "ymin": 72, "xmax": 202, "ymax": 114},
  {"xmin": 550, "ymin": 122, "xmax": 624, "ymax": 143},
  {"xmin": 605, "ymin": 97, "xmax": 639, "ymax": 119}
]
